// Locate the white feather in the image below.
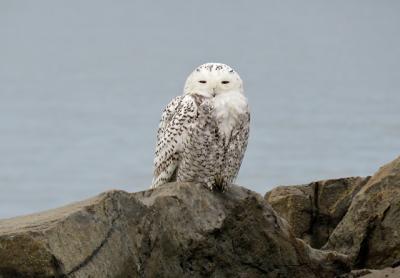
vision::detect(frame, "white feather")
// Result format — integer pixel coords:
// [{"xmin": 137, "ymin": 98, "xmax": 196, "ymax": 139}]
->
[{"xmin": 213, "ymin": 91, "xmax": 248, "ymax": 138}]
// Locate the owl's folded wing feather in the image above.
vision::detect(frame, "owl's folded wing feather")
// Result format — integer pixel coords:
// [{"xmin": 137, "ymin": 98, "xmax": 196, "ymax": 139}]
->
[
  {"xmin": 152, "ymin": 95, "xmax": 197, "ymax": 188},
  {"xmin": 226, "ymin": 109, "xmax": 250, "ymax": 182}
]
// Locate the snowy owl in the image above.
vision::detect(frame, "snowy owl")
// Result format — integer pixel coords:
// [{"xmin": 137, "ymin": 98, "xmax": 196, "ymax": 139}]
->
[{"xmin": 151, "ymin": 63, "xmax": 250, "ymax": 191}]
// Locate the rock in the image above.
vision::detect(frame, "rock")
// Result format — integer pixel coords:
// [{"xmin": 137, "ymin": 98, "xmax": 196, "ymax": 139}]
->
[
  {"xmin": 358, "ymin": 266, "xmax": 400, "ymax": 278},
  {"xmin": 0, "ymin": 183, "xmax": 350, "ymax": 278},
  {"xmin": 265, "ymin": 156, "xmax": 400, "ymax": 270},
  {"xmin": 265, "ymin": 176, "xmax": 370, "ymax": 248},
  {"xmin": 0, "ymin": 191, "xmax": 134, "ymax": 277},
  {"xmin": 338, "ymin": 266, "xmax": 400, "ymax": 278},
  {"xmin": 324, "ymin": 156, "xmax": 400, "ymax": 269}
]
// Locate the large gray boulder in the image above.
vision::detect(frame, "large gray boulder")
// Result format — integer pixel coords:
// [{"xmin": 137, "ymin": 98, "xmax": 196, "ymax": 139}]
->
[
  {"xmin": 0, "ymin": 183, "xmax": 349, "ymax": 277},
  {"xmin": 266, "ymin": 156, "xmax": 400, "ymax": 270},
  {"xmin": 265, "ymin": 176, "xmax": 370, "ymax": 248},
  {"xmin": 324, "ymin": 156, "xmax": 400, "ymax": 269}
]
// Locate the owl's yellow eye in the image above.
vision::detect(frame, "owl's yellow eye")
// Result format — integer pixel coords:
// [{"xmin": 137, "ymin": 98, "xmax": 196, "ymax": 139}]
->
[
  {"xmin": 221, "ymin": 81, "xmax": 230, "ymax": 84},
  {"xmin": 199, "ymin": 80, "xmax": 207, "ymax": 84}
]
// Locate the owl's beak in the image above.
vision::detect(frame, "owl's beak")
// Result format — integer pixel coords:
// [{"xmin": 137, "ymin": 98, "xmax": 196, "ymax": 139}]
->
[{"xmin": 212, "ymin": 88, "xmax": 216, "ymax": 97}]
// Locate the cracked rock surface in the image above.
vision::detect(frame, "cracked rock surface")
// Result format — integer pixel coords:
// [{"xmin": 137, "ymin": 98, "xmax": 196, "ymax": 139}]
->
[
  {"xmin": 266, "ymin": 156, "xmax": 400, "ymax": 271},
  {"xmin": 0, "ymin": 183, "xmax": 349, "ymax": 278},
  {"xmin": 324, "ymin": 156, "xmax": 400, "ymax": 269},
  {"xmin": 265, "ymin": 176, "xmax": 370, "ymax": 248}
]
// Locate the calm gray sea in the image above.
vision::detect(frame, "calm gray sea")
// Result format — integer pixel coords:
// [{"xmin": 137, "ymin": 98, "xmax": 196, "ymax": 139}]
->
[{"xmin": 1, "ymin": 1, "xmax": 399, "ymax": 218}]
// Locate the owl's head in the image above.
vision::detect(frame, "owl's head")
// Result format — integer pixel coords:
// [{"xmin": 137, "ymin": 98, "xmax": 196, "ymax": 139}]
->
[{"xmin": 183, "ymin": 63, "xmax": 243, "ymax": 98}]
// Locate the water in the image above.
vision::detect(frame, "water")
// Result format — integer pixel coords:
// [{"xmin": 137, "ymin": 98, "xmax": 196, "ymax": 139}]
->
[{"xmin": 1, "ymin": 1, "xmax": 399, "ymax": 219}]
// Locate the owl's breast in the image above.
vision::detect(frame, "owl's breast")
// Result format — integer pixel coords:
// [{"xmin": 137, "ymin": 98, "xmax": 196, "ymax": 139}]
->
[{"xmin": 212, "ymin": 92, "xmax": 248, "ymax": 138}]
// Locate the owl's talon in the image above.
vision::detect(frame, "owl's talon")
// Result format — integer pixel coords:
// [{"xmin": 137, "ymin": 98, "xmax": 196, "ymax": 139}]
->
[{"xmin": 211, "ymin": 182, "xmax": 229, "ymax": 193}]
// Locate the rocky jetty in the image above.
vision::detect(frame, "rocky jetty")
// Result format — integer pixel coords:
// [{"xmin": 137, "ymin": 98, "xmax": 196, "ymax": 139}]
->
[
  {"xmin": 0, "ymin": 183, "xmax": 348, "ymax": 277},
  {"xmin": 1, "ymin": 156, "xmax": 400, "ymax": 277},
  {"xmin": 267, "ymin": 156, "xmax": 400, "ymax": 275}
]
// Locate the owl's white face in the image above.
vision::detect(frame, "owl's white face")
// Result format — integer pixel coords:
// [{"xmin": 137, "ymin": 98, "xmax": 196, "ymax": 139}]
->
[{"xmin": 184, "ymin": 63, "xmax": 243, "ymax": 98}]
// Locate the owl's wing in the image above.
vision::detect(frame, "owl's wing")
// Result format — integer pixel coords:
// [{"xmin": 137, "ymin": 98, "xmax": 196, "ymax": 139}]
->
[
  {"xmin": 152, "ymin": 95, "xmax": 197, "ymax": 188},
  {"xmin": 226, "ymin": 109, "xmax": 251, "ymax": 182}
]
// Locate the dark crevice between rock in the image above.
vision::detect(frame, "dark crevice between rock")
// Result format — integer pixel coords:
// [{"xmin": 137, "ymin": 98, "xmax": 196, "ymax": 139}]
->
[
  {"xmin": 307, "ymin": 182, "xmax": 321, "ymax": 248},
  {"xmin": 354, "ymin": 216, "xmax": 378, "ymax": 269},
  {"xmin": 306, "ymin": 180, "xmax": 361, "ymax": 249},
  {"xmin": 392, "ymin": 260, "xmax": 400, "ymax": 268},
  {"xmin": 353, "ymin": 203, "xmax": 392, "ymax": 269},
  {"xmin": 381, "ymin": 204, "xmax": 391, "ymax": 222}
]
